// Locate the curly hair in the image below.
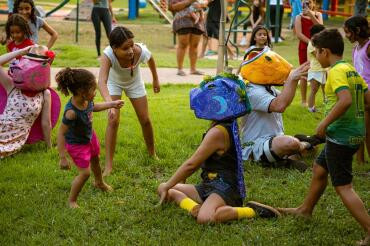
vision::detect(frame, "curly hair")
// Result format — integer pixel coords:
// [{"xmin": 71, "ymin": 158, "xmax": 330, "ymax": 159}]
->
[
  {"xmin": 56, "ymin": 68, "xmax": 97, "ymax": 96},
  {"xmin": 5, "ymin": 14, "xmax": 32, "ymax": 40}
]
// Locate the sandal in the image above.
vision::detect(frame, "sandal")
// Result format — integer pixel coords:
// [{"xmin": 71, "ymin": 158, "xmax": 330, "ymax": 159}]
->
[
  {"xmin": 190, "ymin": 70, "xmax": 204, "ymax": 75},
  {"xmin": 177, "ymin": 70, "xmax": 186, "ymax": 76}
]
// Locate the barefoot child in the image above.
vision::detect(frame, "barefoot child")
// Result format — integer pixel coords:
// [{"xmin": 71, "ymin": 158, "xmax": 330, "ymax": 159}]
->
[
  {"xmin": 13, "ymin": 0, "xmax": 58, "ymax": 48},
  {"xmin": 344, "ymin": 16, "xmax": 370, "ymax": 164},
  {"xmin": 98, "ymin": 26, "xmax": 160, "ymax": 176},
  {"xmin": 279, "ymin": 29, "xmax": 370, "ymax": 245},
  {"xmin": 56, "ymin": 68, "xmax": 124, "ymax": 208},
  {"xmin": 158, "ymin": 75, "xmax": 280, "ymax": 223}
]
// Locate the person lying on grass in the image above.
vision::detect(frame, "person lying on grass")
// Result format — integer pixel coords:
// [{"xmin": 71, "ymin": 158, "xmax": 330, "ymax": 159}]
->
[
  {"xmin": 278, "ymin": 29, "xmax": 370, "ymax": 246},
  {"xmin": 157, "ymin": 74, "xmax": 280, "ymax": 223}
]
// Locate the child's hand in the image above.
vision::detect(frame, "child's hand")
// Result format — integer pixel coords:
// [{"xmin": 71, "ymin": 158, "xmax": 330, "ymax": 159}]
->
[
  {"xmin": 59, "ymin": 157, "xmax": 71, "ymax": 170},
  {"xmin": 111, "ymin": 100, "xmax": 124, "ymax": 109},
  {"xmin": 315, "ymin": 121, "xmax": 327, "ymax": 139},
  {"xmin": 157, "ymin": 182, "xmax": 169, "ymax": 205},
  {"xmin": 153, "ymin": 80, "xmax": 160, "ymax": 93},
  {"xmin": 20, "ymin": 45, "xmax": 35, "ymax": 56}
]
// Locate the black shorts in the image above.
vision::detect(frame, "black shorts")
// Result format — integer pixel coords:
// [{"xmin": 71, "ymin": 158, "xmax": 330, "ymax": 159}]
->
[
  {"xmin": 315, "ymin": 140, "xmax": 359, "ymax": 187},
  {"xmin": 195, "ymin": 178, "xmax": 243, "ymax": 207},
  {"xmin": 206, "ymin": 21, "xmax": 219, "ymax": 39},
  {"xmin": 177, "ymin": 27, "xmax": 204, "ymax": 35}
]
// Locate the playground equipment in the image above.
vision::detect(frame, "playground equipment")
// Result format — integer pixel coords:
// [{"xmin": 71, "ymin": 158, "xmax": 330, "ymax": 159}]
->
[{"xmin": 128, "ymin": 0, "xmax": 172, "ymax": 24}]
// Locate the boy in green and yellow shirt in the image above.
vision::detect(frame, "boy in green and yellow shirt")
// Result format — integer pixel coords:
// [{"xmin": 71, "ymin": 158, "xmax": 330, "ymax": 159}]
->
[{"xmin": 279, "ymin": 29, "xmax": 370, "ymax": 246}]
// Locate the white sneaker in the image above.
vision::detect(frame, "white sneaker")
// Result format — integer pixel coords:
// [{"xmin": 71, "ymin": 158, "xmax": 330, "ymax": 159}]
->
[
  {"xmin": 239, "ymin": 37, "xmax": 247, "ymax": 46},
  {"xmin": 278, "ymin": 37, "xmax": 283, "ymax": 43}
]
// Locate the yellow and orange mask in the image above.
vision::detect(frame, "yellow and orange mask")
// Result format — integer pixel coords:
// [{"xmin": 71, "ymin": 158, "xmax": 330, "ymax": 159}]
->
[{"xmin": 240, "ymin": 47, "xmax": 293, "ymax": 86}]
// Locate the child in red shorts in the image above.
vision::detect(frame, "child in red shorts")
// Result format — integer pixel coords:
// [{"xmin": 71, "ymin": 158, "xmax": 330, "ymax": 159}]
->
[{"xmin": 56, "ymin": 68, "xmax": 124, "ymax": 208}]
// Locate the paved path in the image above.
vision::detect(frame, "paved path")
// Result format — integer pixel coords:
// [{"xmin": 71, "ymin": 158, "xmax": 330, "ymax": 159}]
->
[{"xmin": 51, "ymin": 67, "xmax": 217, "ymax": 87}]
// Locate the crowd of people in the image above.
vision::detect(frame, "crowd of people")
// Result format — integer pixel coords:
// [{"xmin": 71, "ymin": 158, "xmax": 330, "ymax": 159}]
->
[{"xmin": 0, "ymin": 0, "xmax": 369, "ymax": 244}]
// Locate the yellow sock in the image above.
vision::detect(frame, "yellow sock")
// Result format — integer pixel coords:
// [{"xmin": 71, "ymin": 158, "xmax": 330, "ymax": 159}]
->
[
  {"xmin": 236, "ymin": 207, "xmax": 256, "ymax": 219},
  {"xmin": 179, "ymin": 198, "xmax": 198, "ymax": 213}
]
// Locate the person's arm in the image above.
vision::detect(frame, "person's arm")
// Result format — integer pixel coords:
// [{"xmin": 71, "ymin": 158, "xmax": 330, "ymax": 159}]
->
[
  {"xmin": 168, "ymin": 0, "xmax": 197, "ymax": 12},
  {"xmin": 147, "ymin": 56, "xmax": 160, "ymax": 93},
  {"xmin": 250, "ymin": 11, "xmax": 255, "ymax": 27},
  {"xmin": 316, "ymin": 89, "xmax": 352, "ymax": 138},
  {"xmin": 0, "ymin": 47, "xmax": 32, "ymax": 93},
  {"xmin": 108, "ymin": 0, "xmax": 117, "ymax": 23},
  {"xmin": 365, "ymin": 90, "xmax": 370, "ymax": 113},
  {"xmin": 42, "ymin": 21, "xmax": 58, "ymax": 49},
  {"xmin": 41, "ymin": 89, "xmax": 52, "ymax": 148},
  {"xmin": 57, "ymin": 112, "xmax": 74, "ymax": 170},
  {"xmin": 158, "ymin": 127, "xmax": 226, "ymax": 203},
  {"xmin": 306, "ymin": 10, "xmax": 323, "ymax": 25},
  {"xmin": 98, "ymin": 54, "xmax": 113, "ymax": 102},
  {"xmin": 294, "ymin": 15, "xmax": 310, "ymax": 43},
  {"xmin": 269, "ymin": 61, "xmax": 310, "ymax": 112},
  {"xmin": 93, "ymin": 100, "xmax": 124, "ymax": 112}
]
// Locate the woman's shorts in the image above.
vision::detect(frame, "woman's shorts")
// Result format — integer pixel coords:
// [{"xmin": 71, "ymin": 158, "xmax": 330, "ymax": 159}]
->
[
  {"xmin": 177, "ymin": 27, "xmax": 204, "ymax": 35},
  {"xmin": 65, "ymin": 132, "xmax": 100, "ymax": 169},
  {"xmin": 195, "ymin": 178, "xmax": 243, "ymax": 207},
  {"xmin": 308, "ymin": 71, "xmax": 326, "ymax": 84},
  {"xmin": 107, "ymin": 80, "xmax": 146, "ymax": 99}
]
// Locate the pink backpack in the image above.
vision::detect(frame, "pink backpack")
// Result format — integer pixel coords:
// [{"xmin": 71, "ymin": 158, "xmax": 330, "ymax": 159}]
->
[{"xmin": 9, "ymin": 57, "xmax": 51, "ymax": 92}]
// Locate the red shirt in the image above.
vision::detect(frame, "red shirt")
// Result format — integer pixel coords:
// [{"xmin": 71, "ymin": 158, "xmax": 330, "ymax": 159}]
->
[{"xmin": 7, "ymin": 39, "xmax": 34, "ymax": 59}]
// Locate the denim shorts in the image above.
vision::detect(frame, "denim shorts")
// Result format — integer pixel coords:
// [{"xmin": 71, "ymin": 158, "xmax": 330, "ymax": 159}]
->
[
  {"xmin": 195, "ymin": 178, "xmax": 243, "ymax": 207},
  {"xmin": 315, "ymin": 140, "xmax": 358, "ymax": 186}
]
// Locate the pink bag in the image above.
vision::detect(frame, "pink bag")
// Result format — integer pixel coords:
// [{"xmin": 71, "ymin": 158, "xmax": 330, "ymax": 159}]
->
[{"xmin": 9, "ymin": 58, "xmax": 51, "ymax": 92}]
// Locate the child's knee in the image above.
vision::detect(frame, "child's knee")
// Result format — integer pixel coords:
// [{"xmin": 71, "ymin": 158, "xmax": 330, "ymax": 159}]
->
[
  {"xmin": 334, "ymin": 183, "xmax": 353, "ymax": 195},
  {"xmin": 281, "ymin": 136, "xmax": 301, "ymax": 152},
  {"xmin": 108, "ymin": 116, "xmax": 120, "ymax": 128},
  {"xmin": 139, "ymin": 117, "xmax": 151, "ymax": 127},
  {"xmin": 196, "ymin": 214, "xmax": 214, "ymax": 224},
  {"xmin": 79, "ymin": 169, "xmax": 91, "ymax": 179}
]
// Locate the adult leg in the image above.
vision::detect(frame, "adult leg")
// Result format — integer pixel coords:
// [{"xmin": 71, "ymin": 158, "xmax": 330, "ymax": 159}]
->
[
  {"xmin": 91, "ymin": 8, "xmax": 102, "ymax": 57},
  {"xmin": 101, "ymin": 8, "xmax": 112, "ymax": 39},
  {"xmin": 270, "ymin": 5, "xmax": 277, "ymax": 39},
  {"xmin": 69, "ymin": 167, "xmax": 91, "ymax": 208},
  {"xmin": 129, "ymin": 96, "xmax": 156, "ymax": 157},
  {"xmin": 308, "ymin": 80, "xmax": 319, "ymax": 110},
  {"xmin": 335, "ymin": 184, "xmax": 370, "ymax": 236},
  {"xmin": 177, "ymin": 33, "xmax": 190, "ymax": 75},
  {"xmin": 90, "ymin": 156, "xmax": 112, "ymax": 191},
  {"xmin": 278, "ymin": 6, "xmax": 284, "ymax": 38},
  {"xmin": 104, "ymin": 95, "xmax": 122, "ymax": 176},
  {"xmin": 279, "ymin": 163, "xmax": 328, "ymax": 216},
  {"xmin": 199, "ymin": 34, "xmax": 208, "ymax": 58},
  {"xmin": 189, "ymin": 33, "xmax": 202, "ymax": 74}
]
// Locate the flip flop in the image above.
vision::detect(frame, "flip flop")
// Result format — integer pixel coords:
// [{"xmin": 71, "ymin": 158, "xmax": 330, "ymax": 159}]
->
[
  {"xmin": 177, "ymin": 70, "xmax": 186, "ymax": 76},
  {"xmin": 190, "ymin": 70, "xmax": 204, "ymax": 75}
]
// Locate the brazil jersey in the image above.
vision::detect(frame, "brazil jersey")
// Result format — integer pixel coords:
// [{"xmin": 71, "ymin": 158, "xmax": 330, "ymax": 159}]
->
[{"xmin": 325, "ymin": 61, "xmax": 368, "ymax": 147}]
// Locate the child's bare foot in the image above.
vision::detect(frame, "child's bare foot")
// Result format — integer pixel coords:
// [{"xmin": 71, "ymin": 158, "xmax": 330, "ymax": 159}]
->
[
  {"xmin": 150, "ymin": 154, "xmax": 160, "ymax": 160},
  {"xmin": 94, "ymin": 181, "xmax": 113, "ymax": 192},
  {"xmin": 69, "ymin": 201, "xmax": 80, "ymax": 209},
  {"xmin": 277, "ymin": 207, "xmax": 311, "ymax": 218},
  {"xmin": 190, "ymin": 204, "xmax": 201, "ymax": 218},
  {"xmin": 357, "ymin": 234, "xmax": 370, "ymax": 246},
  {"xmin": 103, "ymin": 167, "xmax": 112, "ymax": 177}
]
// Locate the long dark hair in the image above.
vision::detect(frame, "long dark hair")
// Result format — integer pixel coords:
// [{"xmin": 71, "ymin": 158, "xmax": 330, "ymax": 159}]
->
[
  {"xmin": 5, "ymin": 13, "xmax": 32, "ymax": 40},
  {"xmin": 56, "ymin": 68, "xmax": 96, "ymax": 96},
  {"xmin": 344, "ymin": 15, "xmax": 370, "ymax": 40},
  {"xmin": 13, "ymin": 0, "xmax": 37, "ymax": 24},
  {"xmin": 249, "ymin": 25, "xmax": 271, "ymax": 48},
  {"xmin": 109, "ymin": 26, "xmax": 135, "ymax": 48}
]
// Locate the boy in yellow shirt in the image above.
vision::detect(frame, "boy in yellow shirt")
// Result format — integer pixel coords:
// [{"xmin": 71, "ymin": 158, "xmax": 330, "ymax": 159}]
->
[{"xmin": 279, "ymin": 29, "xmax": 370, "ymax": 246}]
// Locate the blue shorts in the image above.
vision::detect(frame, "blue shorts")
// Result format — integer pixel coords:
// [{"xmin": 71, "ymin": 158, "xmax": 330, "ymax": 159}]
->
[{"xmin": 195, "ymin": 178, "xmax": 243, "ymax": 207}]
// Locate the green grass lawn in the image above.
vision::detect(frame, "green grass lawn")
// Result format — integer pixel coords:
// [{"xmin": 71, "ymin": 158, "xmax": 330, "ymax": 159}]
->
[{"xmin": 1, "ymin": 85, "xmax": 369, "ymax": 245}]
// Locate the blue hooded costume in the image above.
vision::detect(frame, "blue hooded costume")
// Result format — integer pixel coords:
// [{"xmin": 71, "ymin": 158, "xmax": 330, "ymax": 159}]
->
[{"xmin": 190, "ymin": 74, "xmax": 251, "ymax": 204}]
